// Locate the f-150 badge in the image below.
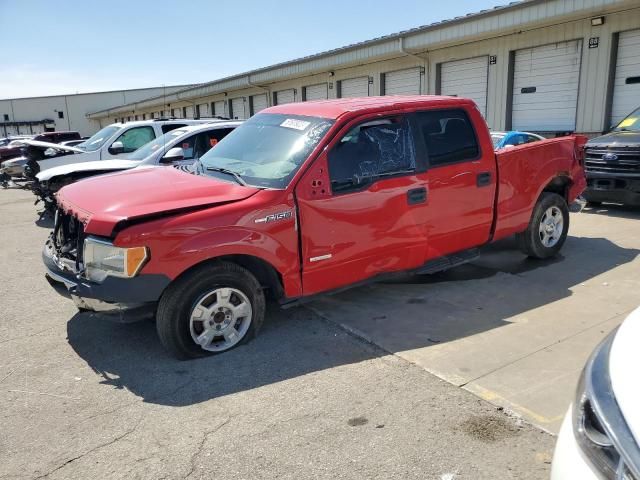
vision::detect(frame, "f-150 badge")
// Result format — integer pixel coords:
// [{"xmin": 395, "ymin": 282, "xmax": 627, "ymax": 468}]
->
[{"xmin": 254, "ymin": 211, "xmax": 293, "ymax": 224}]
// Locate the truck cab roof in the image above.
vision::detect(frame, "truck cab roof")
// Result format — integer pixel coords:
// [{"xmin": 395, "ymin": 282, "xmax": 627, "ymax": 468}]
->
[{"xmin": 263, "ymin": 95, "xmax": 475, "ymax": 120}]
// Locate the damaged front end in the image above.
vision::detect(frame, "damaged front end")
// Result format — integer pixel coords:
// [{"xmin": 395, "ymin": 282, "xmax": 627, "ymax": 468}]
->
[{"xmin": 43, "ymin": 208, "xmax": 169, "ymax": 322}]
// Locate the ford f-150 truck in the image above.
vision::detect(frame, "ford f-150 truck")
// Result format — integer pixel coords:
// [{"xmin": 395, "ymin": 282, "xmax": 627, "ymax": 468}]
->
[
  {"xmin": 582, "ymin": 106, "xmax": 640, "ymax": 206},
  {"xmin": 43, "ymin": 96, "xmax": 587, "ymax": 359}
]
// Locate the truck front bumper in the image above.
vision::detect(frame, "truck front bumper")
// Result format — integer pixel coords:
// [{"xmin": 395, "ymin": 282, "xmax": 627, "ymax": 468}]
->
[
  {"xmin": 42, "ymin": 242, "xmax": 171, "ymax": 323},
  {"xmin": 584, "ymin": 175, "xmax": 640, "ymax": 206}
]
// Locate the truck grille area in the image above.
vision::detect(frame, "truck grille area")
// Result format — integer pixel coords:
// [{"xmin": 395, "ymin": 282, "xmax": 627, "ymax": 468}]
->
[
  {"xmin": 585, "ymin": 146, "xmax": 640, "ymax": 175},
  {"xmin": 52, "ymin": 209, "xmax": 84, "ymax": 270}
]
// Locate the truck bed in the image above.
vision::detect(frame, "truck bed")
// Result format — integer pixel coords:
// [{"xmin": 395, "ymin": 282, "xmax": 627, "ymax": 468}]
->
[{"xmin": 492, "ymin": 135, "xmax": 587, "ymax": 242}]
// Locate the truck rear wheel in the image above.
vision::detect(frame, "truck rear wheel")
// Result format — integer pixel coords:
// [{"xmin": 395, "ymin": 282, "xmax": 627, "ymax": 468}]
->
[
  {"xmin": 516, "ymin": 192, "xmax": 569, "ymax": 259},
  {"xmin": 156, "ymin": 261, "xmax": 265, "ymax": 360}
]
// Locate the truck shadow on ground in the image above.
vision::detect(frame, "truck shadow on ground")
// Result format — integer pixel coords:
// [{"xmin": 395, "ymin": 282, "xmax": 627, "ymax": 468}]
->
[
  {"xmin": 581, "ymin": 203, "xmax": 640, "ymax": 220},
  {"xmin": 66, "ymin": 234, "xmax": 639, "ymax": 407}
]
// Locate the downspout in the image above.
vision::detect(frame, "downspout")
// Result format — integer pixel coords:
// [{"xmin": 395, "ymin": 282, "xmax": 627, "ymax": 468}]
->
[
  {"xmin": 399, "ymin": 37, "xmax": 429, "ymax": 94},
  {"xmin": 247, "ymin": 75, "xmax": 271, "ymax": 106}
]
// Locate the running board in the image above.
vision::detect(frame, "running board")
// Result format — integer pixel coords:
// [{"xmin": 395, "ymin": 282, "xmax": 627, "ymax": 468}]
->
[
  {"xmin": 414, "ymin": 248, "xmax": 480, "ymax": 275},
  {"xmin": 281, "ymin": 247, "xmax": 481, "ymax": 308}
]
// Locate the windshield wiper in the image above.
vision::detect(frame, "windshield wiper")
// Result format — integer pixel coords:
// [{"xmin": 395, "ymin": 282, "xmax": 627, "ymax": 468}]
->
[{"xmin": 205, "ymin": 166, "xmax": 247, "ymax": 186}]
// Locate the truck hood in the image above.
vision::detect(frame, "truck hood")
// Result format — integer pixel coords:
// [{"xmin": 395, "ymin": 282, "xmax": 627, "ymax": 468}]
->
[
  {"xmin": 56, "ymin": 166, "xmax": 261, "ymax": 237},
  {"xmin": 609, "ymin": 306, "xmax": 640, "ymax": 446},
  {"xmin": 587, "ymin": 131, "xmax": 640, "ymax": 147},
  {"xmin": 37, "ymin": 159, "xmax": 141, "ymax": 181}
]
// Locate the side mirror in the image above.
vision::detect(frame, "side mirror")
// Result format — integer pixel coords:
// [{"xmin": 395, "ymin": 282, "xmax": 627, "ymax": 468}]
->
[
  {"xmin": 160, "ymin": 147, "xmax": 185, "ymax": 163},
  {"xmin": 108, "ymin": 141, "xmax": 124, "ymax": 155}
]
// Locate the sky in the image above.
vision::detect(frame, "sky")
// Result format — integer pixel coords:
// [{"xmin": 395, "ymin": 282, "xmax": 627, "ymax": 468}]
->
[{"xmin": 0, "ymin": 0, "xmax": 508, "ymax": 99}]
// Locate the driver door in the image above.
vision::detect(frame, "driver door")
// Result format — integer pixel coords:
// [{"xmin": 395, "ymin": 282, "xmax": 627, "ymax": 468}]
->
[{"xmin": 295, "ymin": 114, "xmax": 428, "ymax": 295}]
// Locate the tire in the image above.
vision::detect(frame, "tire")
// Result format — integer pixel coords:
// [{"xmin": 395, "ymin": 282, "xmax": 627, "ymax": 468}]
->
[
  {"xmin": 516, "ymin": 192, "xmax": 569, "ymax": 259},
  {"xmin": 156, "ymin": 261, "xmax": 265, "ymax": 360}
]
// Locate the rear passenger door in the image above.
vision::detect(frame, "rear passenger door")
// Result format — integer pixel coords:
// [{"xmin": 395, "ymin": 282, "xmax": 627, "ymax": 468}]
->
[{"xmin": 413, "ymin": 108, "xmax": 496, "ymax": 260}]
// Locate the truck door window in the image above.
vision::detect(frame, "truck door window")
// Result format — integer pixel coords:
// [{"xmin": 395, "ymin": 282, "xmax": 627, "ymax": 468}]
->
[
  {"xmin": 114, "ymin": 126, "xmax": 155, "ymax": 153},
  {"xmin": 416, "ymin": 109, "xmax": 479, "ymax": 166},
  {"xmin": 328, "ymin": 116, "xmax": 416, "ymax": 193}
]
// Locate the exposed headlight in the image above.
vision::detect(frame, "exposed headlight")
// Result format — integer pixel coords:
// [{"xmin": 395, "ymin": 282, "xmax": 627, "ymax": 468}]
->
[
  {"xmin": 573, "ymin": 329, "xmax": 640, "ymax": 479},
  {"xmin": 83, "ymin": 236, "xmax": 148, "ymax": 283}
]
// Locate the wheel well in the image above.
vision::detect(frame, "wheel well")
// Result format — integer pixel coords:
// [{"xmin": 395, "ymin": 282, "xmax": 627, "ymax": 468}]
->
[
  {"xmin": 542, "ymin": 176, "xmax": 571, "ymax": 201},
  {"xmin": 174, "ymin": 255, "xmax": 285, "ymax": 301}
]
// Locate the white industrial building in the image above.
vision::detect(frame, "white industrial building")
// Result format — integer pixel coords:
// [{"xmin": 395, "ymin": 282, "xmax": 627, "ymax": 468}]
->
[
  {"xmin": 5, "ymin": 0, "xmax": 640, "ymax": 137},
  {"xmin": 0, "ymin": 85, "xmax": 194, "ymax": 137}
]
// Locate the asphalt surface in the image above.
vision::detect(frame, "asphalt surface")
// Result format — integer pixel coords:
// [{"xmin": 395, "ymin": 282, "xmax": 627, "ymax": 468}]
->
[
  {"xmin": 309, "ymin": 202, "xmax": 640, "ymax": 433},
  {"xmin": 0, "ymin": 187, "xmax": 554, "ymax": 479}
]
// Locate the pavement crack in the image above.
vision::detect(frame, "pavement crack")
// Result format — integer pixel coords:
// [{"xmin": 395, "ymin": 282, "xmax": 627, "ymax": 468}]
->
[
  {"xmin": 31, "ymin": 418, "xmax": 142, "ymax": 479},
  {"xmin": 184, "ymin": 418, "xmax": 232, "ymax": 479}
]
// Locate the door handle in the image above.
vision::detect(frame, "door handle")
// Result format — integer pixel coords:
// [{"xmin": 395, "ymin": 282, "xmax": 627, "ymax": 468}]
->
[
  {"xmin": 476, "ymin": 172, "xmax": 492, "ymax": 187},
  {"xmin": 407, "ymin": 187, "xmax": 427, "ymax": 205}
]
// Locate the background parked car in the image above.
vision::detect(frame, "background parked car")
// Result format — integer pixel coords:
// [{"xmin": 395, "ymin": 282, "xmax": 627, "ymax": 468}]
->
[
  {"xmin": 491, "ymin": 131, "xmax": 545, "ymax": 149},
  {"xmin": 26, "ymin": 119, "xmax": 215, "ymax": 175},
  {"xmin": 0, "ymin": 138, "xmax": 33, "ymax": 162},
  {"xmin": 582, "ymin": 106, "xmax": 640, "ymax": 207},
  {"xmin": 551, "ymin": 306, "xmax": 640, "ymax": 479},
  {"xmin": 33, "ymin": 121, "xmax": 242, "ymax": 210},
  {"xmin": 32, "ymin": 131, "xmax": 81, "ymax": 143},
  {"xmin": 0, "ymin": 135, "xmax": 32, "ymax": 148}
]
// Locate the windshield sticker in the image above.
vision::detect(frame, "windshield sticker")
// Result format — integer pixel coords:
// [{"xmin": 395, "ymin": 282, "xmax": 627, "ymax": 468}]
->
[
  {"xmin": 620, "ymin": 117, "xmax": 637, "ymax": 128},
  {"xmin": 280, "ymin": 119, "xmax": 310, "ymax": 131}
]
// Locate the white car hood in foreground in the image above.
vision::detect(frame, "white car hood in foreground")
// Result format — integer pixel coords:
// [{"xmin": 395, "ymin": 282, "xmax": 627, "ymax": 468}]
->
[
  {"xmin": 609, "ymin": 306, "xmax": 640, "ymax": 445},
  {"xmin": 36, "ymin": 159, "xmax": 141, "ymax": 181}
]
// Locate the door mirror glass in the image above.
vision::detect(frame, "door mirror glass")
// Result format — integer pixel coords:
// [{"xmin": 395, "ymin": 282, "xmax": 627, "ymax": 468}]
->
[
  {"xmin": 161, "ymin": 147, "xmax": 185, "ymax": 163},
  {"xmin": 108, "ymin": 141, "xmax": 124, "ymax": 155}
]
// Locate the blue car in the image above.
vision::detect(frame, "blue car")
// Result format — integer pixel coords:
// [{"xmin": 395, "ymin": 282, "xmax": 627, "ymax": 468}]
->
[{"xmin": 491, "ymin": 130, "xmax": 545, "ymax": 149}]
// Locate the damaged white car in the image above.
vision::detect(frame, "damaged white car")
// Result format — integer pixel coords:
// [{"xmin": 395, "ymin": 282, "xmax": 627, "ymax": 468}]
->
[{"xmin": 32, "ymin": 121, "xmax": 241, "ymax": 210}]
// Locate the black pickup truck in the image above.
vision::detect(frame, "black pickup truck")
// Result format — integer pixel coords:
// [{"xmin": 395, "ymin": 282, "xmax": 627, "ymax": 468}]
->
[{"xmin": 583, "ymin": 106, "xmax": 640, "ymax": 206}]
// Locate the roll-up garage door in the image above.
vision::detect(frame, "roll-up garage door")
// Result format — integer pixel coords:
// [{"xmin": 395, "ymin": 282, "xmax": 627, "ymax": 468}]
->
[
  {"xmin": 185, "ymin": 106, "xmax": 194, "ymax": 118},
  {"xmin": 214, "ymin": 101, "xmax": 226, "ymax": 117},
  {"xmin": 383, "ymin": 67, "xmax": 421, "ymax": 95},
  {"xmin": 339, "ymin": 76, "xmax": 369, "ymax": 98},
  {"xmin": 250, "ymin": 94, "xmax": 268, "ymax": 115},
  {"xmin": 231, "ymin": 98, "xmax": 246, "ymax": 119},
  {"xmin": 512, "ymin": 40, "xmax": 582, "ymax": 131},
  {"xmin": 196, "ymin": 103, "xmax": 208, "ymax": 118},
  {"xmin": 611, "ymin": 29, "xmax": 640, "ymax": 126},
  {"xmin": 304, "ymin": 83, "xmax": 328, "ymax": 101},
  {"xmin": 441, "ymin": 56, "xmax": 489, "ymax": 117},
  {"xmin": 275, "ymin": 89, "xmax": 295, "ymax": 105}
]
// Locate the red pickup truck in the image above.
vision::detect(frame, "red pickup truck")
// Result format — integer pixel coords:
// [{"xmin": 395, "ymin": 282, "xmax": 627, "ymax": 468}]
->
[{"xmin": 43, "ymin": 96, "xmax": 586, "ymax": 359}]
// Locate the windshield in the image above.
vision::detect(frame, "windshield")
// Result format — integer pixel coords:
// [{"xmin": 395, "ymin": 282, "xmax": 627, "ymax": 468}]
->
[
  {"xmin": 79, "ymin": 125, "xmax": 120, "ymax": 152},
  {"xmin": 199, "ymin": 113, "xmax": 334, "ymax": 188},
  {"xmin": 613, "ymin": 107, "xmax": 640, "ymax": 132},
  {"xmin": 491, "ymin": 133, "xmax": 505, "ymax": 147},
  {"xmin": 128, "ymin": 128, "xmax": 188, "ymax": 160}
]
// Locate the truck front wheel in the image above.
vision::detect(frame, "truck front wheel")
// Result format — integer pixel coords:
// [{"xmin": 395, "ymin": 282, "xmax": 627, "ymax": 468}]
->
[
  {"xmin": 516, "ymin": 192, "xmax": 569, "ymax": 259},
  {"xmin": 156, "ymin": 262, "xmax": 265, "ymax": 359}
]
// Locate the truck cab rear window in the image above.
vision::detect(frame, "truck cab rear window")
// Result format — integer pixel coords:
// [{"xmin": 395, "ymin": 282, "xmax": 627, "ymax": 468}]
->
[
  {"xmin": 328, "ymin": 116, "xmax": 416, "ymax": 193},
  {"xmin": 416, "ymin": 109, "xmax": 479, "ymax": 166}
]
